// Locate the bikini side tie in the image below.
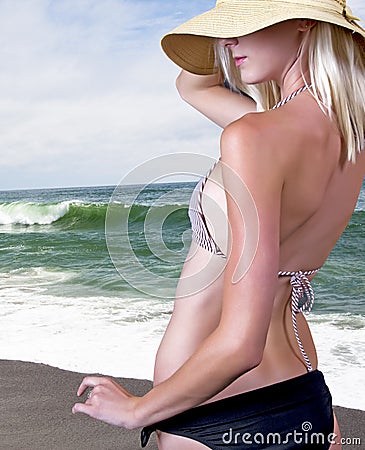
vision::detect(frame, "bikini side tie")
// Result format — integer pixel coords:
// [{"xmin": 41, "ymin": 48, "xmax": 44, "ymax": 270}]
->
[{"xmin": 278, "ymin": 269, "xmax": 320, "ymax": 372}]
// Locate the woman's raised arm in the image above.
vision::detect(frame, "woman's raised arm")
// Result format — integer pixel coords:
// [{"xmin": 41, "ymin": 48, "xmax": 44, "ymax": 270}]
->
[{"xmin": 176, "ymin": 70, "xmax": 257, "ymax": 128}]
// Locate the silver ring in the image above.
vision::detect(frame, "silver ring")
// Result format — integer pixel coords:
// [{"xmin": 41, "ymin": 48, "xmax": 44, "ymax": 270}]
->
[{"xmin": 87, "ymin": 390, "xmax": 93, "ymax": 399}]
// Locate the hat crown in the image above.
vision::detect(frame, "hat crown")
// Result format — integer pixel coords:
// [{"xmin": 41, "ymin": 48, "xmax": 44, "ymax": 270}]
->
[
  {"xmin": 215, "ymin": 0, "xmax": 346, "ymax": 11},
  {"xmin": 163, "ymin": 0, "xmax": 365, "ymax": 76},
  {"xmin": 335, "ymin": 0, "xmax": 346, "ymax": 7}
]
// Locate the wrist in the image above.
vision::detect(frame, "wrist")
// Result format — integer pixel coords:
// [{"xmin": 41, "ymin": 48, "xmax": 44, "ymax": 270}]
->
[{"xmin": 128, "ymin": 395, "xmax": 150, "ymax": 429}]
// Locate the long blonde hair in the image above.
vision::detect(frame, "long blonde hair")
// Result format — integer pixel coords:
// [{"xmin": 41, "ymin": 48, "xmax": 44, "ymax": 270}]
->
[{"xmin": 215, "ymin": 21, "xmax": 365, "ymax": 162}]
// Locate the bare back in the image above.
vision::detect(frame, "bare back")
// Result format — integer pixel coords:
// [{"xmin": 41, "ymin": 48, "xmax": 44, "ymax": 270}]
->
[{"xmin": 154, "ymin": 92, "xmax": 365, "ymax": 404}]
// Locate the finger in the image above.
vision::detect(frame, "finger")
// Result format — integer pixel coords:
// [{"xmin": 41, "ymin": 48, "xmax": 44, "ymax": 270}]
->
[
  {"xmin": 72, "ymin": 402, "xmax": 94, "ymax": 416},
  {"xmin": 76, "ymin": 376, "xmax": 105, "ymax": 396}
]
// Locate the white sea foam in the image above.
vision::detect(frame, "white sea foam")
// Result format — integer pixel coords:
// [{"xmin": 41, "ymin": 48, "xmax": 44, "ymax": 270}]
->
[
  {"xmin": 355, "ymin": 187, "xmax": 365, "ymax": 211},
  {"xmin": 0, "ymin": 201, "xmax": 71, "ymax": 225},
  {"xmin": 0, "ymin": 274, "xmax": 363, "ymax": 409},
  {"xmin": 308, "ymin": 314, "xmax": 365, "ymax": 410},
  {"xmin": 0, "ymin": 280, "xmax": 170, "ymax": 380},
  {"xmin": 0, "ymin": 267, "xmax": 77, "ymax": 289}
]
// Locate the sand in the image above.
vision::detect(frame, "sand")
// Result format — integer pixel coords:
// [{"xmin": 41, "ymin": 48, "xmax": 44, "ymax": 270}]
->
[{"xmin": 0, "ymin": 360, "xmax": 363, "ymax": 449}]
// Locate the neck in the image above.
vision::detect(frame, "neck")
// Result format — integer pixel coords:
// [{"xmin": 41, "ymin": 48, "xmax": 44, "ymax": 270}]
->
[
  {"xmin": 280, "ymin": 69, "xmax": 311, "ymax": 100},
  {"xmin": 272, "ymin": 84, "xmax": 312, "ymax": 110},
  {"xmin": 279, "ymin": 33, "xmax": 311, "ymax": 98}
]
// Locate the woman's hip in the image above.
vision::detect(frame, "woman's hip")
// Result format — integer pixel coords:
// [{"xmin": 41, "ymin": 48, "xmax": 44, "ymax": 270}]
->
[{"xmin": 142, "ymin": 370, "xmax": 334, "ymax": 449}]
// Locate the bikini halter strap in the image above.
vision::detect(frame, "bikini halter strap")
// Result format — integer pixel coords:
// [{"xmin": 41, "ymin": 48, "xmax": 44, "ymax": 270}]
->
[{"xmin": 272, "ymin": 84, "xmax": 312, "ymax": 110}]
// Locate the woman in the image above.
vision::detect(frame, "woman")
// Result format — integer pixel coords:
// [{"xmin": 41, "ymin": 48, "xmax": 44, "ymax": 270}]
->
[{"xmin": 73, "ymin": 1, "xmax": 365, "ymax": 449}]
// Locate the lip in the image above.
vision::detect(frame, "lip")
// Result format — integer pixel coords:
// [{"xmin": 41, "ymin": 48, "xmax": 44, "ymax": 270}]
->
[{"xmin": 234, "ymin": 56, "xmax": 247, "ymax": 67}]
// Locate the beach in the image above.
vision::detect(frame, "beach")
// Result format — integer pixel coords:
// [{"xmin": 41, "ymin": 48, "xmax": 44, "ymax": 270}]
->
[
  {"xmin": 0, "ymin": 359, "xmax": 363, "ymax": 450},
  {"xmin": 0, "ymin": 360, "xmax": 365, "ymax": 450},
  {"xmin": 0, "ymin": 183, "xmax": 364, "ymax": 448},
  {"xmin": 0, "ymin": 360, "xmax": 157, "ymax": 450}
]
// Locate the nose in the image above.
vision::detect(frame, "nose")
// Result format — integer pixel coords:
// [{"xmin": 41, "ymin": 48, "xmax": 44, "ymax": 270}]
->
[{"xmin": 218, "ymin": 37, "xmax": 239, "ymax": 48}]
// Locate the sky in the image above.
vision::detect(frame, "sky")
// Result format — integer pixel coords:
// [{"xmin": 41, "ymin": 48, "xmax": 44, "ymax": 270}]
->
[{"xmin": 0, "ymin": 0, "xmax": 364, "ymax": 190}]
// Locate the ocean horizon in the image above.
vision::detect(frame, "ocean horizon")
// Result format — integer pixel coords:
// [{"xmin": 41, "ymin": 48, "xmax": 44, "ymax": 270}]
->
[{"xmin": 0, "ymin": 180, "xmax": 364, "ymax": 410}]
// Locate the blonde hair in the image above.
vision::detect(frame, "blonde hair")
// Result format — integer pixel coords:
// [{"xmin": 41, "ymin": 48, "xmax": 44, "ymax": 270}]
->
[{"xmin": 215, "ymin": 21, "xmax": 365, "ymax": 162}]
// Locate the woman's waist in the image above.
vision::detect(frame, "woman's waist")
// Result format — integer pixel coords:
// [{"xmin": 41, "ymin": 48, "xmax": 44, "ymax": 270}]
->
[
  {"xmin": 199, "ymin": 369, "xmax": 330, "ymax": 413},
  {"xmin": 201, "ymin": 329, "xmax": 318, "ymax": 406}
]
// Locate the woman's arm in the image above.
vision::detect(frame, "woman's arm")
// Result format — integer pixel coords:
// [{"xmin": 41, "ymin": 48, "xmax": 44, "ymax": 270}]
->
[
  {"xmin": 72, "ymin": 115, "xmax": 285, "ymax": 429},
  {"xmin": 176, "ymin": 70, "xmax": 257, "ymax": 128}
]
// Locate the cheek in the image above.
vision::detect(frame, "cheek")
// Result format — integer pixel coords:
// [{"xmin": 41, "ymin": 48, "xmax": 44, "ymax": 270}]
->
[
  {"xmin": 236, "ymin": 33, "xmax": 297, "ymax": 83},
  {"xmin": 238, "ymin": 49, "xmax": 288, "ymax": 85},
  {"xmin": 249, "ymin": 37, "xmax": 297, "ymax": 72},
  {"xmin": 240, "ymin": 35, "xmax": 278, "ymax": 61},
  {"xmin": 238, "ymin": 58, "xmax": 273, "ymax": 84}
]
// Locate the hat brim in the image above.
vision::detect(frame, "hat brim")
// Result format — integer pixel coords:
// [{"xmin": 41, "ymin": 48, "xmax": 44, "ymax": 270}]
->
[{"xmin": 161, "ymin": 1, "xmax": 365, "ymax": 75}]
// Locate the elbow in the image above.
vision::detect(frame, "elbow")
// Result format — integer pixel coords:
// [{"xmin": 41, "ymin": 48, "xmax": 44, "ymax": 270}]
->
[
  {"xmin": 248, "ymin": 352, "xmax": 263, "ymax": 371},
  {"xmin": 224, "ymin": 339, "xmax": 264, "ymax": 375},
  {"xmin": 175, "ymin": 75, "xmax": 186, "ymax": 101},
  {"xmin": 240, "ymin": 348, "xmax": 263, "ymax": 373},
  {"xmin": 175, "ymin": 72, "xmax": 183, "ymax": 94},
  {"xmin": 175, "ymin": 72, "xmax": 192, "ymax": 103}
]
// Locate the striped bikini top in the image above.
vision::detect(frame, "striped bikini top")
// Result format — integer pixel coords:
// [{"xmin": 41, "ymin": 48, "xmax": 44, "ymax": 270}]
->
[{"xmin": 188, "ymin": 160, "xmax": 319, "ymax": 372}]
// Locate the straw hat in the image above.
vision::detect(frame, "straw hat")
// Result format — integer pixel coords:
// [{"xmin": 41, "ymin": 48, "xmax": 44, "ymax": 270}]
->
[{"xmin": 161, "ymin": 0, "xmax": 365, "ymax": 75}]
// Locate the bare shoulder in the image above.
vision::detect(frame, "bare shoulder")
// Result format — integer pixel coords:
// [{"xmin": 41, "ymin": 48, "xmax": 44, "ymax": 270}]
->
[
  {"xmin": 220, "ymin": 100, "xmax": 334, "ymax": 172},
  {"xmin": 220, "ymin": 110, "xmax": 290, "ymax": 175}
]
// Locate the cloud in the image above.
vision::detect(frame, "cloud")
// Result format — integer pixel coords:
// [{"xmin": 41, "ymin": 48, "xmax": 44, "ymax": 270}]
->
[
  {"xmin": 0, "ymin": 0, "xmax": 364, "ymax": 189},
  {"xmin": 0, "ymin": 0, "xmax": 217, "ymax": 189}
]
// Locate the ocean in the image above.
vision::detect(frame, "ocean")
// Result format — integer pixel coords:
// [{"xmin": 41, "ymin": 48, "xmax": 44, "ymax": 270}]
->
[{"xmin": 0, "ymin": 180, "xmax": 364, "ymax": 410}]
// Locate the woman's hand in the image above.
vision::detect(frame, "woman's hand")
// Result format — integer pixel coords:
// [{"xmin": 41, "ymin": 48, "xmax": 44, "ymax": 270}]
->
[{"xmin": 72, "ymin": 376, "xmax": 141, "ymax": 429}]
